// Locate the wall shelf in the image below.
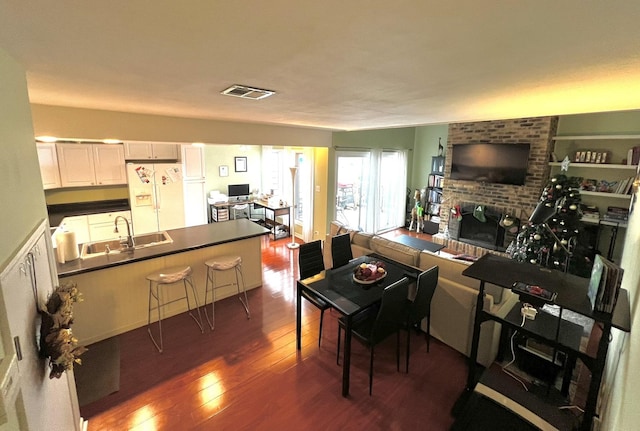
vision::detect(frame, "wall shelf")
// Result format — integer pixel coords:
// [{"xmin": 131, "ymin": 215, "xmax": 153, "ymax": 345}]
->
[
  {"xmin": 553, "ymin": 134, "xmax": 640, "ymax": 140},
  {"xmin": 548, "ymin": 162, "xmax": 637, "ymax": 170}
]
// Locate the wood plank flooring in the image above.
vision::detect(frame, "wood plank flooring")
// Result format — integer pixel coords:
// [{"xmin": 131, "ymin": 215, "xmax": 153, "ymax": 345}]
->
[{"xmin": 81, "ymin": 228, "xmax": 468, "ymax": 430}]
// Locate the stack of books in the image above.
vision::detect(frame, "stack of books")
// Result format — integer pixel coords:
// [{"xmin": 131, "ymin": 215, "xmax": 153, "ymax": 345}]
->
[
  {"xmin": 580, "ymin": 204, "xmax": 600, "ymax": 222},
  {"xmin": 602, "ymin": 206, "xmax": 629, "ymax": 223},
  {"xmin": 588, "ymin": 255, "xmax": 623, "ymax": 313}
]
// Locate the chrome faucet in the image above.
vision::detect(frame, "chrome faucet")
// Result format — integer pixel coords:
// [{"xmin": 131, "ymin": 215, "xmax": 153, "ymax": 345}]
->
[{"xmin": 114, "ymin": 216, "xmax": 134, "ymax": 249}]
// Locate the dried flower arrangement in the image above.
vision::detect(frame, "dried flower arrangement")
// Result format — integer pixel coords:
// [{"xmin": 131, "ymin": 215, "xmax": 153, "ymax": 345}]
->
[{"xmin": 39, "ymin": 281, "xmax": 87, "ymax": 379}]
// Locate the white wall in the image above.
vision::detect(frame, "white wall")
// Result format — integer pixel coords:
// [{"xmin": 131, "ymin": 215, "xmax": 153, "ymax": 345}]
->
[
  {"xmin": 602, "ymin": 178, "xmax": 640, "ymax": 430},
  {"xmin": 0, "ymin": 47, "xmax": 80, "ymax": 430}
]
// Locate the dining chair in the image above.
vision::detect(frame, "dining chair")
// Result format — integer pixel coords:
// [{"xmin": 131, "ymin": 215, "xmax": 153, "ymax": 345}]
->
[
  {"xmin": 405, "ymin": 265, "xmax": 439, "ymax": 373},
  {"xmin": 331, "ymin": 232, "xmax": 353, "ymax": 269},
  {"xmin": 336, "ymin": 277, "xmax": 410, "ymax": 395},
  {"xmin": 298, "ymin": 240, "xmax": 331, "ymax": 346}
]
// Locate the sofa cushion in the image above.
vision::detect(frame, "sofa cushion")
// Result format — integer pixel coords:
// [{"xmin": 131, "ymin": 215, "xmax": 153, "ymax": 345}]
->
[
  {"xmin": 418, "ymin": 250, "xmax": 505, "ymax": 304},
  {"xmin": 370, "ymin": 236, "xmax": 420, "ymax": 267},
  {"xmin": 352, "ymin": 231, "xmax": 373, "ymax": 249}
]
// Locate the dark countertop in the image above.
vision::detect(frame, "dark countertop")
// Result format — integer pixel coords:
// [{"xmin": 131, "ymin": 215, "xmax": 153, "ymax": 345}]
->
[
  {"xmin": 57, "ymin": 219, "xmax": 270, "ymax": 277},
  {"xmin": 48, "ymin": 199, "xmax": 131, "ymax": 227}
]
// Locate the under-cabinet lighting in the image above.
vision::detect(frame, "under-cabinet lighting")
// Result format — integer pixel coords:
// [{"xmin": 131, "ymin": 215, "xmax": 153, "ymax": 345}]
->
[
  {"xmin": 102, "ymin": 139, "xmax": 122, "ymax": 144},
  {"xmin": 36, "ymin": 136, "xmax": 58, "ymax": 143},
  {"xmin": 192, "ymin": 142, "xmax": 205, "ymax": 147}
]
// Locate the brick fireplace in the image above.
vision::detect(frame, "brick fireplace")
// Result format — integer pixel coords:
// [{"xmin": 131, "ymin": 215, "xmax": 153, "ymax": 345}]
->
[{"xmin": 433, "ymin": 117, "xmax": 558, "ymax": 257}]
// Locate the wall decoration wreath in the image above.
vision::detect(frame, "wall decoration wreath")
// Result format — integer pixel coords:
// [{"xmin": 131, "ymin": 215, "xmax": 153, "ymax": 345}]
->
[{"xmin": 39, "ymin": 281, "xmax": 87, "ymax": 379}]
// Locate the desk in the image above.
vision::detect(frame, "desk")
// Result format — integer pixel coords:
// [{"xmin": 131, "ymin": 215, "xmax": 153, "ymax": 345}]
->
[
  {"xmin": 296, "ymin": 254, "xmax": 417, "ymax": 397},
  {"xmin": 252, "ymin": 201, "xmax": 292, "ymax": 240},
  {"xmin": 456, "ymin": 253, "xmax": 631, "ymax": 431}
]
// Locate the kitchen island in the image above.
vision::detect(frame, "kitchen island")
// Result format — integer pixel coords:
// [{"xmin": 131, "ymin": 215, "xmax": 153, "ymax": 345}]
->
[{"xmin": 58, "ymin": 219, "xmax": 270, "ymax": 345}]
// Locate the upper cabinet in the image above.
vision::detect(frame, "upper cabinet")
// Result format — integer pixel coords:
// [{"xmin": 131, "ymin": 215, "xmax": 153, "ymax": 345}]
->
[
  {"xmin": 36, "ymin": 143, "xmax": 62, "ymax": 189},
  {"xmin": 181, "ymin": 145, "xmax": 205, "ymax": 180},
  {"xmin": 124, "ymin": 142, "xmax": 179, "ymax": 160},
  {"xmin": 56, "ymin": 143, "xmax": 126, "ymax": 187}
]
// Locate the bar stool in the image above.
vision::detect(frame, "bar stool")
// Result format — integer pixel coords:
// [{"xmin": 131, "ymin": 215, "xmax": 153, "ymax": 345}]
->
[
  {"xmin": 204, "ymin": 255, "xmax": 250, "ymax": 329},
  {"xmin": 147, "ymin": 265, "xmax": 204, "ymax": 352}
]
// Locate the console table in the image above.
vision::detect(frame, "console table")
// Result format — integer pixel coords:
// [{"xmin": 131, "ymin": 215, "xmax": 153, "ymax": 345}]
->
[
  {"xmin": 453, "ymin": 254, "xmax": 631, "ymax": 431},
  {"xmin": 251, "ymin": 201, "xmax": 292, "ymax": 240}
]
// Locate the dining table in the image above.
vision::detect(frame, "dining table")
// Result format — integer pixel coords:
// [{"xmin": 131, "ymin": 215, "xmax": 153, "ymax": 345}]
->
[{"xmin": 296, "ymin": 253, "xmax": 418, "ymax": 397}]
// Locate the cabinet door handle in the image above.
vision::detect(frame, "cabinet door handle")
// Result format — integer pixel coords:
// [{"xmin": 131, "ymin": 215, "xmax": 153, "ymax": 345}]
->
[{"xmin": 14, "ymin": 336, "xmax": 22, "ymax": 361}]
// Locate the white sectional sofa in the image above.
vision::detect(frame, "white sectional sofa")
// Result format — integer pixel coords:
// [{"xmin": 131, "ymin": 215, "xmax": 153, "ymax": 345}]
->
[{"xmin": 325, "ymin": 221, "xmax": 517, "ymax": 367}]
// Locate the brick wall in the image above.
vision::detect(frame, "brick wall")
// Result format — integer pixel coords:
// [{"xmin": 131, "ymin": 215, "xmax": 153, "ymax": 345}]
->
[{"xmin": 438, "ymin": 116, "xmax": 558, "ymax": 251}]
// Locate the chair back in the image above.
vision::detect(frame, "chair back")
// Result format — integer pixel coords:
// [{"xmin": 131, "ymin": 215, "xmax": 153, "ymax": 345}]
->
[
  {"xmin": 409, "ymin": 266, "xmax": 439, "ymax": 324},
  {"xmin": 371, "ymin": 277, "xmax": 410, "ymax": 344},
  {"xmin": 331, "ymin": 233, "xmax": 353, "ymax": 268},
  {"xmin": 298, "ymin": 240, "xmax": 325, "ymax": 279}
]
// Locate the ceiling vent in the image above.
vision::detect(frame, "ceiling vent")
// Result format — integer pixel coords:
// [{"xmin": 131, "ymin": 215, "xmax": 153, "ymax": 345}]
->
[{"xmin": 221, "ymin": 85, "xmax": 275, "ymax": 100}]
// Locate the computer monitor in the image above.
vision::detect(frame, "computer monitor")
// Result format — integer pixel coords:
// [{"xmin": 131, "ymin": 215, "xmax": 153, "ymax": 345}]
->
[{"xmin": 228, "ymin": 184, "xmax": 250, "ymax": 201}]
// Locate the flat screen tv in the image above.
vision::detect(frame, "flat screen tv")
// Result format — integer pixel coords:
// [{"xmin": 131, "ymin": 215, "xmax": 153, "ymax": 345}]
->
[
  {"xmin": 450, "ymin": 143, "xmax": 530, "ymax": 185},
  {"xmin": 228, "ymin": 183, "xmax": 250, "ymax": 198}
]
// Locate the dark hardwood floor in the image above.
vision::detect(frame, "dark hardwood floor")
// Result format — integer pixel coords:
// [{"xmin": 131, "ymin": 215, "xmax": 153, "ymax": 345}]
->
[{"xmin": 81, "ymin": 228, "xmax": 468, "ymax": 430}]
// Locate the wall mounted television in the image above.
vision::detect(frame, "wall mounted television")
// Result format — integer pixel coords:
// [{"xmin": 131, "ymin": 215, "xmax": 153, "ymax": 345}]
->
[
  {"xmin": 228, "ymin": 183, "xmax": 250, "ymax": 199},
  {"xmin": 450, "ymin": 143, "xmax": 530, "ymax": 185}
]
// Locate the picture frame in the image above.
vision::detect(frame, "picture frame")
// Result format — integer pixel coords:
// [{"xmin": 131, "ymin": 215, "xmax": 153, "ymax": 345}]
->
[
  {"xmin": 219, "ymin": 165, "xmax": 229, "ymax": 177},
  {"xmin": 235, "ymin": 156, "xmax": 247, "ymax": 172}
]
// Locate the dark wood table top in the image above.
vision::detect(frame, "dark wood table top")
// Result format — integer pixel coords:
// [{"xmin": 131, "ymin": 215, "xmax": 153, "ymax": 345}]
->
[
  {"xmin": 392, "ymin": 234, "xmax": 445, "ymax": 253},
  {"xmin": 298, "ymin": 255, "xmax": 417, "ymax": 317}
]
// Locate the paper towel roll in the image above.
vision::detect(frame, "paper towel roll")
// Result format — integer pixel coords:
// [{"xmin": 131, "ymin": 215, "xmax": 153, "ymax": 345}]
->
[{"xmin": 55, "ymin": 231, "xmax": 79, "ymax": 263}]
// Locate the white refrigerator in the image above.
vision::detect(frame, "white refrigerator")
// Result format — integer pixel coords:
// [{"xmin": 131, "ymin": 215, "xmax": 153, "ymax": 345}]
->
[{"xmin": 126, "ymin": 162, "xmax": 186, "ymax": 234}]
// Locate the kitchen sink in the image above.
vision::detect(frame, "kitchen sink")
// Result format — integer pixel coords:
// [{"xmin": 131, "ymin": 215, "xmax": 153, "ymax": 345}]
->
[
  {"xmin": 133, "ymin": 231, "xmax": 173, "ymax": 248},
  {"xmin": 81, "ymin": 231, "xmax": 173, "ymax": 259}
]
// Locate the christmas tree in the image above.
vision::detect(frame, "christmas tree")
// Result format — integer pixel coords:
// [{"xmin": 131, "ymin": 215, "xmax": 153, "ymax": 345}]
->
[{"xmin": 509, "ymin": 173, "xmax": 594, "ymax": 277}]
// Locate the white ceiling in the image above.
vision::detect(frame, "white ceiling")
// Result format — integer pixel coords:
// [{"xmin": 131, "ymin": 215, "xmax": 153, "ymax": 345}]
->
[{"xmin": 1, "ymin": 1, "xmax": 640, "ymax": 131}]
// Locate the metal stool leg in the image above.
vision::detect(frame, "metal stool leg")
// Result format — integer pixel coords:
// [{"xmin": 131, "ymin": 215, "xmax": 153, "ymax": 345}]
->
[
  {"xmin": 147, "ymin": 280, "xmax": 164, "ymax": 353},
  {"xmin": 203, "ymin": 266, "xmax": 216, "ymax": 330},
  {"xmin": 236, "ymin": 264, "xmax": 250, "ymax": 319},
  {"xmin": 183, "ymin": 275, "xmax": 204, "ymax": 332}
]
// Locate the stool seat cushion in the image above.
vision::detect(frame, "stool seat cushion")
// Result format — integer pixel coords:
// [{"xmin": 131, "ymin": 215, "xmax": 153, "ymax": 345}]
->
[
  {"xmin": 205, "ymin": 255, "xmax": 242, "ymax": 271},
  {"xmin": 147, "ymin": 266, "xmax": 192, "ymax": 284}
]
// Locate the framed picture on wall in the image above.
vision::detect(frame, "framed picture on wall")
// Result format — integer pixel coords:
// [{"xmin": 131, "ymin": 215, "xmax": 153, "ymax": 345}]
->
[
  {"xmin": 235, "ymin": 156, "xmax": 247, "ymax": 172},
  {"xmin": 219, "ymin": 165, "xmax": 229, "ymax": 177}
]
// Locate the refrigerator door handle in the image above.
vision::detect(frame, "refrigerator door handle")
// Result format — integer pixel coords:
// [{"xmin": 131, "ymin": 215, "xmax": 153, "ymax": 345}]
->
[{"xmin": 155, "ymin": 184, "xmax": 161, "ymax": 210}]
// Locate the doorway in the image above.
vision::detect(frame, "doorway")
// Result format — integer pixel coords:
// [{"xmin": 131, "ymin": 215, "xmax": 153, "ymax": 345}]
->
[{"xmin": 335, "ymin": 149, "xmax": 407, "ymax": 233}]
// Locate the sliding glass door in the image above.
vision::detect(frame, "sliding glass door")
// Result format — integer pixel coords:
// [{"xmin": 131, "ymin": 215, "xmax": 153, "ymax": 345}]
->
[{"xmin": 335, "ymin": 149, "xmax": 407, "ymax": 233}]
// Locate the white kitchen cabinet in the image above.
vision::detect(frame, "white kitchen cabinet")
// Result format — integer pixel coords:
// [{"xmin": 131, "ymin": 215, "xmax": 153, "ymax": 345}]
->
[
  {"xmin": 92, "ymin": 144, "xmax": 127, "ymax": 185},
  {"xmin": 0, "ymin": 221, "xmax": 81, "ymax": 431},
  {"xmin": 36, "ymin": 143, "xmax": 62, "ymax": 189},
  {"xmin": 181, "ymin": 145, "xmax": 206, "ymax": 180},
  {"xmin": 56, "ymin": 143, "xmax": 126, "ymax": 187},
  {"xmin": 87, "ymin": 210, "xmax": 132, "ymax": 241},
  {"xmin": 57, "ymin": 143, "xmax": 96, "ymax": 187},
  {"xmin": 124, "ymin": 142, "xmax": 179, "ymax": 160},
  {"xmin": 183, "ymin": 180, "xmax": 207, "ymax": 227}
]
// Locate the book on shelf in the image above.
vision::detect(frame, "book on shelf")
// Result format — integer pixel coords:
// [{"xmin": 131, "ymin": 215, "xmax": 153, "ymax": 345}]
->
[
  {"xmin": 627, "ymin": 146, "xmax": 640, "ymax": 165},
  {"xmin": 588, "ymin": 254, "xmax": 623, "ymax": 313}
]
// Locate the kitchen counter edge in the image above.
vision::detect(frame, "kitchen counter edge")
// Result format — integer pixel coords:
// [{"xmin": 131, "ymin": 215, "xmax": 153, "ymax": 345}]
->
[{"xmin": 56, "ymin": 219, "xmax": 270, "ymax": 277}]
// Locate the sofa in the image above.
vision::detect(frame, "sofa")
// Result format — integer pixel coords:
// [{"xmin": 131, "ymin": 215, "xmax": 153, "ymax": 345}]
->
[{"xmin": 325, "ymin": 221, "xmax": 517, "ymax": 367}]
